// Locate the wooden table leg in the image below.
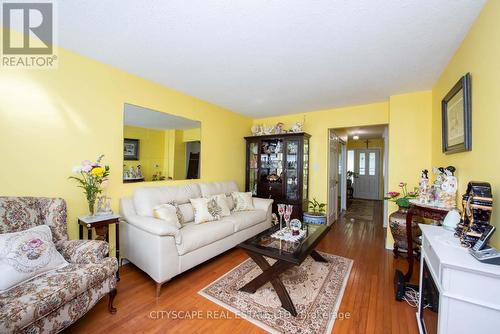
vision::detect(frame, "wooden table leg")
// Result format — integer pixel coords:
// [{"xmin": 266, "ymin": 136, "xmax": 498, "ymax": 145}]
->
[
  {"xmin": 240, "ymin": 252, "xmax": 297, "ymax": 316},
  {"xmin": 404, "ymin": 210, "xmax": 414, "ymax": 282},
  {"xmin": 116, "ymin": 223, "xmax": 120, "ymax": 282},
  {"xmin": 79, "ymin": 223, "xmax": 83, "ymax": 240},
  {"xmin": 310, "ymin": 250, "xmax": 328, "ymax": 262}
]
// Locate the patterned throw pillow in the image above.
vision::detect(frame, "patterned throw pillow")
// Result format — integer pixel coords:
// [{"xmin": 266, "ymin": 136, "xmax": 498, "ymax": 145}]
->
[
  {"xmin": 232, "ymin": 192, "xmax": 255, "ymax": 211},
  {"xmin": 0, "ymin": 225, "xmax": 68, "ymax": 292},
  {"xmin": 224, "ymin": 193, "xmax": 235, "ymax": 211},
  {"xmin": 212, "ymin": 194, "xmax": 231, "ymax": 217},
  {"xmin": 190, "ymin": 197, "xmax": 223, "ymax": 224},
  {"xmin": 153, "ymin": 204, "xmax": 182, "ymax": 228},
  {"xmin": 165, "ymin": 201, "xmax": 184, "ymax": 225}
]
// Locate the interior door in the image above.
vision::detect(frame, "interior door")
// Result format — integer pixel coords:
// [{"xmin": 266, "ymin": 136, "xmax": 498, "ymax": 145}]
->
[
  {"xmin": 353, "ymin": 149, "xmax": 380, "ymax": 200},
  {"xmin": 328, "ymin": 131, "xmax": 339, "ymax": 224}
]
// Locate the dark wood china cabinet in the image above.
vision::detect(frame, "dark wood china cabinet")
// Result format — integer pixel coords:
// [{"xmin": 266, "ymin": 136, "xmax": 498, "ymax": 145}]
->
[{"xmin": 245, "ymin": 133, "xmax": 310, "ymax": 219}]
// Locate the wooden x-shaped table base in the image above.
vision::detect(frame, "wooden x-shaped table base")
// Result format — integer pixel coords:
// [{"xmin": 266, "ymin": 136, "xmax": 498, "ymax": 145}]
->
[{"xmin": 239, "ymin": 250, "xmax": 328, "ymax": 316}]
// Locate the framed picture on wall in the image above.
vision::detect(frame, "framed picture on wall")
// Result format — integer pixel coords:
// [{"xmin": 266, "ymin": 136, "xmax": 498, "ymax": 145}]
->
[
  {"xmin": 124, "ymin": 138, "xmax": 139, "ymax": 160},
  {"xmin": 442, "ymin": 73, "xmax": 472, "ymax": 154}
]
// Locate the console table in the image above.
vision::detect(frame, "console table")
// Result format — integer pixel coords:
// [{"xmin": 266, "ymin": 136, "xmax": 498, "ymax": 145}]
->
[
  {"xmin": 403, "ymin": 201, "xmax": 453, "ymax": 282},
  {"xmin": 418, "ymin": 225, "xmax": 500, "ymax": 334},
  {"xmin": 78, "ymin": 214, "xmax": 121, "ymax": 280}
]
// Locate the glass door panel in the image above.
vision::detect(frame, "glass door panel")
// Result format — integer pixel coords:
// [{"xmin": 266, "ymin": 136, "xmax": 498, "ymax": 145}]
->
[
  {"xmin": 286, "ymin": 140, "xmax": 300, "ymax": 200},
  {"xmin": 303, "ymin": 138, "xmax": 309, "ymax": 199},
  {"xmin": 248, "ymin": 142, "xmax": 259, "ymax": 195},
  {"xmin": 259, "ymin": 139, "xmax": 283, "ymax": 183}
]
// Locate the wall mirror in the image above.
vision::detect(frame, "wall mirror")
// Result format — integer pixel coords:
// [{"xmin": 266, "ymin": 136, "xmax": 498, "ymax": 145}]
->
[{"xmin": 123, "ymin": 103, "xmax": 201, "ymax": 183}]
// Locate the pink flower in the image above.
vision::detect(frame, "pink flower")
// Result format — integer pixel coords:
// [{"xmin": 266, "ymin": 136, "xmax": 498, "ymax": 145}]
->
[
  {"xmin": 387, "ymin": 192, "xmax": 400, "ymax": 198},
  {"xmin": 399, "ymin": 182, "xmax": 407, "ymax": 187},
  {"xmin": 26, "ymin": 238, "xmax": 43, "ymax": 249},
  {"xmin": 82, "ymin": 160, "xmax": 92, "ymax": 172}
]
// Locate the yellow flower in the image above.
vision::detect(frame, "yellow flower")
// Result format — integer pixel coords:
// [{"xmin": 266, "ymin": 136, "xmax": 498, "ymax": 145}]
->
[{"xmin": 91, "ymin": 167, "xmax": 104, "ymax": 177}]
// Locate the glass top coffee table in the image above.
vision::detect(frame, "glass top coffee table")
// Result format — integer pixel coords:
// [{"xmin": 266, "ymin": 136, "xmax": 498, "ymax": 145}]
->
[{"xmin": 238, "ymin": 223, "xmax": 331, "ymax": 316}]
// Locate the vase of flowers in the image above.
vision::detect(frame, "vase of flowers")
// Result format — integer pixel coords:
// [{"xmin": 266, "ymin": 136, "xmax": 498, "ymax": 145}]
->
[
  {"xmin": 385, "ymin": 182, "xmax": 423, "ymax": 258},
  {"xmin": 70, "ymin": 155, "xmax": 110, "ymax": 216}
]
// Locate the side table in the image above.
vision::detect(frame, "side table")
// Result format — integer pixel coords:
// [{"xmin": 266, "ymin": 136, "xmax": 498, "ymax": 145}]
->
[
  {"xmin": 402, "ymin": 201, "xmax": 453, "ymax": 282},
  {"xmin": 78, "ymin": 213, "xmax": 121, "ymax": 281}
]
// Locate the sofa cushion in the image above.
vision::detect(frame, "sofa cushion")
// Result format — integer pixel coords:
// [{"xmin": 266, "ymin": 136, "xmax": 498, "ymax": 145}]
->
[
  {"xmin": 225, "ymin": 210, "xmax": 267, "ymax": 232},
  {"xmin": 177, "ymin": 220, "xmax": 235, "ymax": 255},
  {"xmin": 199, "ymin": 181, "xmax": 239, "ymax": 197},
  {"xmin": 178, "ymin": 203, "xmax": 195, "ymax": 223},
  {"xmin": 133, "ymin": 184, "xmax": 201, "ymax": 217},
  {"xmin": 232, "ymin": 192, "xmax": 255, "ymax": 211},
  {"xmin": 153, "ymin": 204, "xmax": 182, "ymax": 228},
  {"xmin": 0, "ymin": 225, "xmax": 68, "ymax": 292},
  {"xmin": 0, "ymin": 257, "xmax": 117, "ymax": 332}
]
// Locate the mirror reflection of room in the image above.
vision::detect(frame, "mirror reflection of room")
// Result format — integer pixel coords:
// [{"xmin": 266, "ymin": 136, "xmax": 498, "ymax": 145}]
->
[{"xmin": 123, "ymin": 103, "xmax": 201, "ymax": 183}]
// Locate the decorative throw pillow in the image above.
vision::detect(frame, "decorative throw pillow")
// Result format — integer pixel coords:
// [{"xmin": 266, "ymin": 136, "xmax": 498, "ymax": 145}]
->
[
  {"xmin": 0, "ymin": 225, "xmax": 68, "ymax": 292},
  {"xmin": 224, "ymin": 193, "xmax": 235, "ymax": 211},
  {"xmin": 153, "ymin": 204, "xmax": 182, "ymax": 228},
  {"xmin": 190, "ymin": 197, "xmax": 222, "ymax": 224},
  {"xmin": 212, "ymin": 194, "xmax": 231, "ymax": 217},
  {"xmin": 166, "ymin": 201, "xmax": 184, "ymax": 225},
  {"xmin": 232, "ymin": 192, "xmax": 255, "ymax": 211}
]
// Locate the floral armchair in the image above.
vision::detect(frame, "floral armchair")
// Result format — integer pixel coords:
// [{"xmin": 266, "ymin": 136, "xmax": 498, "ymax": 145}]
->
[{"xmin": 0, "ymin": 197, "xmax": 118, "ymax": 334}]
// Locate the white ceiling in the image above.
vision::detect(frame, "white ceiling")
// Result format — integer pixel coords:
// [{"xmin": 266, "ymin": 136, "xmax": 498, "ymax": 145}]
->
[
  {"xmin": 124, "ymin": 104, "xmax": 200, "ymax": 130},
  {"xmin": 57, "ymin": 1, "xmax": 486, "ymax": 118}
]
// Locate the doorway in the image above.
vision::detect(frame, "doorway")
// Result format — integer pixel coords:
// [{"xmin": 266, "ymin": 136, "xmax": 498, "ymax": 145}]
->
[{"xmin": 328, "ymin": 125, "xmax": 388, "ymax": 220}]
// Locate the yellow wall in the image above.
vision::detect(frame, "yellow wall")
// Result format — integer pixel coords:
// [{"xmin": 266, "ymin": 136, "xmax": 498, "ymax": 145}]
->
[
  {"xmin": 431, "ymin": 0, "xmax": 500, "ymax": 247},
  {"xmin": 0, "ymin": 39, "xmax": 252, "ymax": 253},
  {"xmin": 386, "ymin": 91, "xmax": 433, "ymax": 247},
  {"xmin": 254, "ymin": 102, "xmax": 390, "ymax": 204},
  {"xmin": 123, "ymin": 125, "xmax": 167, "ymax": 181}
]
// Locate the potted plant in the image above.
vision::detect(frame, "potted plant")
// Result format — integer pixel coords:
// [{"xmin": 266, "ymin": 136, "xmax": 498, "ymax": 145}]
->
[
  {"xmin": 303, "ymin": 198, "xmax": 327, "ymax": 225},
  {"xmin": 384, "ymin": 182, "xmax": 423, "ymax": 258}
]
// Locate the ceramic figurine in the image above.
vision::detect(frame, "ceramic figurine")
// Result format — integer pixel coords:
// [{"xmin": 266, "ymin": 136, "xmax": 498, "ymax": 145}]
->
[
  {"xmin": 251, "ymin": 124, "xmax": 261, "ymax": 136},
  {"xmin": 418, "ymin": 169, "xmax": 431, "ymax": 204},
  {"xmin": 275, "ymin": 122, "xmax": 285, "ymax": 134},
  {"xmin": 263, "ymin": 125, "xmax": 274, "ymax": 135},
  {"xmin": 290, "ymin": 121, "xmax": 303, "ymax": 133},
  {"xmin": 440, "ymin": 166, "xmax": 457, "ymax": 207},
  {"xmin": 137, "ymin": 165, "xmax": 144, "ymax": 178}
]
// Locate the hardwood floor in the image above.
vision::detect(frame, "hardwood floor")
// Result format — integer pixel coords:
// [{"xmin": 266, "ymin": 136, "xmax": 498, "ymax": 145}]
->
[{"xmin": 66, "ymin": 200, "xmax": 419, "ymax": 333}]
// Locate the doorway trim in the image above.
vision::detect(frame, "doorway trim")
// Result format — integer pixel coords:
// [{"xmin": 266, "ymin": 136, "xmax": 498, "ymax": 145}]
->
[{"xmin": 327, "ymin": 129, "xmax": 345, "ymax": 225}]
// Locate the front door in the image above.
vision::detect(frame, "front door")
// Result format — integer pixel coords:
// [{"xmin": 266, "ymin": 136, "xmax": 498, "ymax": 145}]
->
[{"xmin": 353, "ymin": 149, "xmax": 380, "ymax": 200}]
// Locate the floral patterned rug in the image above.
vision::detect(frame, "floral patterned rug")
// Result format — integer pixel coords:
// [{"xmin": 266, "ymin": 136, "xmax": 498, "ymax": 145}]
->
[{"xmin": 199, "ymin": 252, "xmax": 353, "ymax": 334}]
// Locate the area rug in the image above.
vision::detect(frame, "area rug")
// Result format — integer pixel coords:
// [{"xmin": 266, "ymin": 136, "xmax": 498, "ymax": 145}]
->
[
  {"xmin": 198, "ymin": 252, "xmax": 353, "ymax": 334},
  {"xmin": 344, "ymin": 199, "xmax": 374, "ymax": 221}
]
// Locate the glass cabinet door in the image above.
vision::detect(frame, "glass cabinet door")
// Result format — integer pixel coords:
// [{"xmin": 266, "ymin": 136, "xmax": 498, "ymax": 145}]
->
[
  {"xmin": 248, "ymin": 141, "xmax": 259, "ymax": 195},
  {"xmin": 303, "ymin": 138, "xmax": 309, "ymax": 199},
  {"xmin": 285, "ymin": 140, "xmax": 300, "ymax": 201}
]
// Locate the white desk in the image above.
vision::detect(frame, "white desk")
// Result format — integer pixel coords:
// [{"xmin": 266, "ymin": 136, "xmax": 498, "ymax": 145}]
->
[{"xmin": 418, "ymin": 225, "xmax": 500, "ymax": 334}]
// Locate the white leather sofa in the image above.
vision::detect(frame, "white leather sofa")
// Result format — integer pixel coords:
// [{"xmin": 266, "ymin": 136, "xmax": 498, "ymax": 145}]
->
[{"xmin": 119, "ymin": 181, "xmax": 273, "ymax": 296}]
